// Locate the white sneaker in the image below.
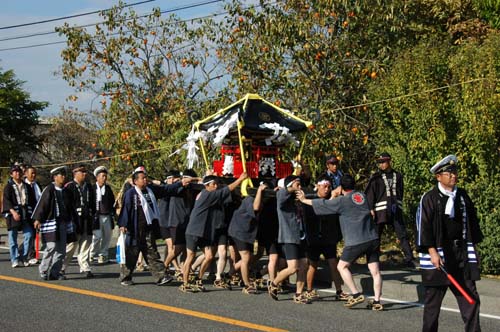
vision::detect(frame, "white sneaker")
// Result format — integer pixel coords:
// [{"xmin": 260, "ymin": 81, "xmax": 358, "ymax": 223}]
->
[
  {"xmin": 29, "ymin": 258, "xmax": 38, "ymax": 265},
  {"xmin": 98, "ymin": 256, "xmax": 105, "ymax": 264},
  {"xmin": 12, "ymin": 261, "xmax": 19, "ymax": 268},
  {"xmin": 24, "ymin": 261, "xmax": 30, "ymax": 267}
]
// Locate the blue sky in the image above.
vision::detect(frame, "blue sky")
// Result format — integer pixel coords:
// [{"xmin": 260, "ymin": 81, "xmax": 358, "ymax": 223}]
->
[{"xmin": 0, "ymin": 0, "xmax": 226, "ymax": 116}]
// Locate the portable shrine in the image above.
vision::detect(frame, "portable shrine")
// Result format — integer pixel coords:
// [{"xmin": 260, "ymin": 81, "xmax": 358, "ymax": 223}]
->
[{"xmin": 184, "ymin": 93, "xmax": 313, "ymax": 195}]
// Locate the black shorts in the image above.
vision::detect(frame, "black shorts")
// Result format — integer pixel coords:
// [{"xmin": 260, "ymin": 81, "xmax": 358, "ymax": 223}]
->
[
  {"xmin": 169, "ymin": 226, "xmax": 186, "ymax": 245},
  {"xmin": 160, "ymin": 226, "xmax": 171, "ymax": 240},
  {"xmin": 185, "ymin": 235, "xmax": 210, "ymax": 252},
  {"xmin": 282, "ymin": 242, "xmax": 307, "ymax": 260},
  {"xmin": 233, "ymin": 238, "xmax": 254, "ymax": 252},
  {"xmin": 261, "ymin": 241, "xmax": 282, "ymax": 256},
  {"xmin": 212, "ymin": 228, "xmax": 228, "ymax": 246},
  {"xmin": 307, "ymin": 244, "xmax": 338, "ymax": 262},
  {"xmin": 340, "ymin": 239, "xmax": 380, "ymax": 264}
]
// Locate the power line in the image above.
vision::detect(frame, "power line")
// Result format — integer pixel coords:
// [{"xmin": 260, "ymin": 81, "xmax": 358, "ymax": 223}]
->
[
  {"xmin": 0, "ymin": 30, "xmax": 60, "ymax": 43},
  {"xmin": 0, "ymin": 11, "xmax": 226, "ymax": 52},
  {"xmin": 0, "ymin": 40, "xmax": 66, "ymax": 52},
  {"xmin": 0, "ymin": 2, "xmax": 234, "ymax": 52},
  {"xmin": 0, "ymin": 0, "xmax": 155, "ymax": 31},
  {"xmin": 0, "ymin": 0, "xmax": 225, "ymax": 43},
  {"xmin": 320, "ymin": 78, "xmax": 492, "ymax": 115}
]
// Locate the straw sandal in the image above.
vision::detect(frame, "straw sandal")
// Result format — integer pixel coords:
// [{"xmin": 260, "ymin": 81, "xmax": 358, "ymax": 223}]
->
[
  {"xmin": 268, "ymin": 282, "xmax": 279, "ymax": 300},
  {"xmin": 293, "ymin": 293, "xmax": 312, "ymax": 304},
  {"xmin": 179, "ymin": 282, "xmax": 199, "ymax": 293},
  {"xmin": 304, "ymin": 289, "xmax": 320, "ymax": 300},
  {"xmin": 367, "ymin": 299, "xmax": 384, "ymax": 311},
  {"xmin": 214, "ymin": 279, "xmax": 232, "ymax": 290},
  {"xmin": 242, "ymin": 285, "xmax": 259, "ymax": 294},
  {"xmin": 344, "ymin": 294, "xmax": 365, "ymax": 308}
]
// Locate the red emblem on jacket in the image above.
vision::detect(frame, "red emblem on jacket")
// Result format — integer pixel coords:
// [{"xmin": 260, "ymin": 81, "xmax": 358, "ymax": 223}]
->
[{"xmin": 351, "ymin": 192, "xmax": 365, "ymax": 205}]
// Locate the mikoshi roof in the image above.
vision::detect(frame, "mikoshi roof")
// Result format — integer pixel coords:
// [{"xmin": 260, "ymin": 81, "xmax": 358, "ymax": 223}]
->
[{"xmin": 193, "ymin": 93, "xmax": 312, "ymax": 135}]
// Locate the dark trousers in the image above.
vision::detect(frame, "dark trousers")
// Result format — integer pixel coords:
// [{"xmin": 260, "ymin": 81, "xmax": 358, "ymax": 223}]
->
[
  {"xmin": 378, "ymin": 220, "xmax": 413, "ymax": 262},
  {"xmin": 422, "ymin": 280, "xmax": 481, "ymax": 332},
  {"xmin": 120, "ymin": 228, "xmax": 165, "ymax": 283}
]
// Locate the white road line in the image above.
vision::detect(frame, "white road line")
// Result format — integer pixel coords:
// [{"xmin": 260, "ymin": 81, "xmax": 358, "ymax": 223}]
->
[{"xmin": 318, "ymin": 288, "xmax": 500, "ymax": 320}]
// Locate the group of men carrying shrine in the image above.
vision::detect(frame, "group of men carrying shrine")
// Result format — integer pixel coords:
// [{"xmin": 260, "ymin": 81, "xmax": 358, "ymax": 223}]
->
[{"xmin": 2, "ymin": 152, "xmax": 482, "ymax": 332}]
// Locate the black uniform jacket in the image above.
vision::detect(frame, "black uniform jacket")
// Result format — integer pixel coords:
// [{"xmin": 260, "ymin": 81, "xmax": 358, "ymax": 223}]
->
[
  {"xmin": 417, "ymin": 186, "xmax": 483, "ymax": 286},
  {"xmin": 2, "ymin": 179, "xmax": 37, "ymax": 230}
]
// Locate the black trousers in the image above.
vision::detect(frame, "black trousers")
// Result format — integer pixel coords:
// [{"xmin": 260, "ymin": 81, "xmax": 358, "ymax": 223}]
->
[
  {"xmin": 422, "ymin": 280, "xmax": 481, "ymax": 332},
  {"xmin": 378, "ymin": 220, "xmax": 413, "ymax": 262},
  {"xmin": 120, "ymin": 226, "xmax": 165, "ymax": 283}
]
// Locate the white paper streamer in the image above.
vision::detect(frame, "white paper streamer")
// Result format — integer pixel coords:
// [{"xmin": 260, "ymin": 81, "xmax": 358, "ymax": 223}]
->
[
  {"xmin": 259, "ymin": 157, "xmax": 276, "ymax": 176},
  {"xmin": 211, "ymin": 112, "xmax": 239, "ymax": 146},
  {"xmin": 222, "ymin": 155, "xmax": 234, "ymax": 175},
  {"xmin": 259, "ymin": 122, "xmax": 299, "ymax": 146}
]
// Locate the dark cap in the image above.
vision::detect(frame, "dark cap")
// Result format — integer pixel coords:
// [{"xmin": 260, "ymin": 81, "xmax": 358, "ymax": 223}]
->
[
  {"xmin": 326, "ymin": 156, "xmax": 339, "ymax": 165},
  {"xmin": 376, "ymin": 152, "xmax": 391, "ymax": 163},
  {"xmin": 340, "ymin": 174, "xmax": 355, "ymax": 190},
  {"xmin": 430, "ymin": 155, "xmax": 458, "ymax": 174},
  {"xmin": 10, "ymin": 165, "xmax": 22, "ymax": 173},
  {"xmin": 72, "ymin": 165, "xmax": 87, "ymax": 173},
  {"xmin": 167, "ymin": 169, "xmax": 181, "ymax": 179},
  {"xmin": 182, "ymin": 168, "xmax": 198, "ymax": 178}
]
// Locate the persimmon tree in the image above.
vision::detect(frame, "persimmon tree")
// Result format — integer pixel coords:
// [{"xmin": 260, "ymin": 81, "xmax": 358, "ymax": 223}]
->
[
  {"xmin": 215, "ymin": 0, "xmax": 464, "ymax": 181},
  {"xmin": 56, "ymin": 2, "xmax": 230, "ymax": 177}
]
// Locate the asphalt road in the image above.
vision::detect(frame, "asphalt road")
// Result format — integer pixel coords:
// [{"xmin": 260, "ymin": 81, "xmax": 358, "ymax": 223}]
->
[{"xmin": 1, "ymin": 248, "xmax": 500, "ymax": 332}]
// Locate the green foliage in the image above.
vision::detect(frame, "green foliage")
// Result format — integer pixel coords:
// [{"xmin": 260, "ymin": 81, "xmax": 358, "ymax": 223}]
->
[
  {"xmin": 474, "ymin": 0, "xmax": 500, "ymax": 29},
  {"xmin": 369, "ymin": 32, "xmax": 500, "ymax": 274},
  {"xmin": 0, "ymin": 68, "xmax": 47, "ymax": 165}
]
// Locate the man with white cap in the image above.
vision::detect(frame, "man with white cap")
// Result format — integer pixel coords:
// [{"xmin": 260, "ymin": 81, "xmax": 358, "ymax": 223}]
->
[
  {"xmin": 90, "ymin": 166, "xmax": 115, "ymax": 264},
  {"xmin": 416, "ymin": 155, "xmax": 482, "ymax": 332},
  {"xmin": 32, "ymin": 166, "xmax": 70, "ymax": 280}
]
